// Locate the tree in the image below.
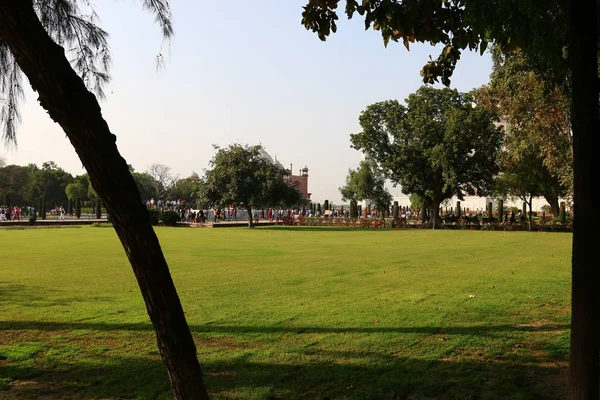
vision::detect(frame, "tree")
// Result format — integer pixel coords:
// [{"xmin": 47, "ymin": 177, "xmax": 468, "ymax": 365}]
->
[
  {"xmin": 351, "ymin": 87, "xmax": 502, "ymax": 229},
  {"xmin": 28, "ymin": 162, "xmax": 74, "ymax": 208},
  {"xmin": 494, "ymin": 131, "xmax": 566, "ymax": 226},
  {"xmin": 339, "ymin": 157, "xmax": 391, "ymax": 218},
  {"xmin": 0, "ymin": 2, "xmax": 209, "ymax": 399},
  {"xmin": 0, "ymin": 163, "xmax": 34, "ymax": 205},
  {"xmin": 476, "ymin": 47, "xmax": 572, "ymax": 208},
  {"xmin": 202, "ymin": 144, "xmax": 302, "ymax": 228},
  {"xmin": 147, "ymin": 163, "xmax": 176, "ymax": 200},
  {"xmin": 65, "ymin": 182, "xmax": 87, "ymax": 201},
  {"xmin": 301, "ymin": 1, "xmax": 598, "ymax": 396},
  {"xmin": 171, "ymin": 178, "xmax": 202, "ymax": 203}
]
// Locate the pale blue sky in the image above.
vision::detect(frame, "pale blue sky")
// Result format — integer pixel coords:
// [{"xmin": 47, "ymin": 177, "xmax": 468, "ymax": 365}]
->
[{"xmin": 3, "ymin": 1, "xmax": 492, "ymax": 203}]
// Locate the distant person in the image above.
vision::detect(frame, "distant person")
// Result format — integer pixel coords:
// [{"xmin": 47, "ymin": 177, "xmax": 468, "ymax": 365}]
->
[{"xmin": 59, "ymin": 206, "xmax": 65, "ymax": 221}]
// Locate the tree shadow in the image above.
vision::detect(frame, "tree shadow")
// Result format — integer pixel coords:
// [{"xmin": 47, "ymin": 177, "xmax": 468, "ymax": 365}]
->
[
  {"xmin": 0, "ymin": 345, "xmax": 567, "ymax": 399},
  {"xmin": 0, "ymin": 283, "xmax": 113, "ymax": 308},
  {"xmin": 0, "ymin": 320, "xmax": 570, "ymax": 337}
]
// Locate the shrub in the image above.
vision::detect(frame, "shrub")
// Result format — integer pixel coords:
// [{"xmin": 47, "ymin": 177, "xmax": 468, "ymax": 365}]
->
[
  {"xmin": 95, "ymin": 199, "xmax": 102, "ymax": 219},
  {"xmin": 148, "ymin": 209, "xmax": 159, "ymax": 226},
  {"xmin": 159, "ymin": 211, "xmax": 180, "ymax": 226},
  {"xmin": 28, "ymin": 214, "xmax": 37, "ymax": 226},
  {"xmin": 75, "ymin": 198, "xmax": 81, "ymax": 219}
]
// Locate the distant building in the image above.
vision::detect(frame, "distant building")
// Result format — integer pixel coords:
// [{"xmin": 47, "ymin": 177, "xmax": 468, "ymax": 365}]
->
[{"xmin": 259, "ymin": 147, "xmax": 311, "ymax": 200}]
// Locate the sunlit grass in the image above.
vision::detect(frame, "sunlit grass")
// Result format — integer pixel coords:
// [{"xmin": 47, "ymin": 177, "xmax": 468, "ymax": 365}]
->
[{"xmin": 0, "ymin": 226, "xmax": 571, "ymax": 399}]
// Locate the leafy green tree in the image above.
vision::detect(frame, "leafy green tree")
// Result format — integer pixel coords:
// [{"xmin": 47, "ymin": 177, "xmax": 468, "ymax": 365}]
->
[
  {"xmin": 476, "ymin": 47, "xmax": 572, "ymax": 209},
  {"xmin": 202, "ymin": 144, "xmax": 301, "ymax": 228},
  {"xmin": 0, "ymin": 2, "xmax": 209, "ymax": 397},
  {"xmin": 301, "ymin": 2, "xmax": 598, "ymax": 394},
  {"xmin": 340, "ymin": 157, "xmax": 392, "ymax": 218},
  {"xmin": 0, "ymin": 164, "xmax": 34, "ymax": 205},
  {"xmin": 28, "ymin": 162, "xmax": 74, "ymax": 208},
  {"xmin": 65, "ymin": 182, "xmax": 87, "ymax": 201},
  {"xmin": 494, "ymin": 133, "xmax": 566, "ymax": 229},
  {"xmin": 351, "ymin": 87, "xmax": 502, "ymax": 229},
  {"xmin": 170, "ymin": 178, "xmax": 202, "ymax": 203}
]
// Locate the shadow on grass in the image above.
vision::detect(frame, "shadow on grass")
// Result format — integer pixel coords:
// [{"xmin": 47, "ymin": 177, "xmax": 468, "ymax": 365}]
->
[
  {"xmin": 0, "ymin": 283, "xmax": 113, "ymax": 308},
  {"xmin": 257, "ymin": 226, "xmax": 401, "ymax": 232},
  {"xmin": 0, "ymin": 344, "xmax": 567, "ymax": 399},
  {"xmin": 0, "ymin": 320, "xmax": 569, "ymax": 337}
]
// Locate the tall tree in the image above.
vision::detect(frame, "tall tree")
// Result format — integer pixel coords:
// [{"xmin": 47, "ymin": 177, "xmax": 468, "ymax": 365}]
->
[
  {"xmin": 339, "ymin": 157, "xmax": 392, "ymax": 217},
  {"xmin": 301, "ymin": 1, "xmax": 598, "ymax": 396},
  {"xmin": 202, "ymin": 144, "xmax": 302, "ymax": 228},
  {"xmin": 147, "ymin": 163, "xmax": 176, "ymax": 200},
  {"xmin": 351, "ymin": 87, "xmax": 502, "ymax": 228},
  {"xmin": 0, "ymin": 2, "xmax": 209, "ymax": 398},
  {"xmin": 28, "ymin": 161, "xmax": 74, "ymax": 208},
  {"xmin": 476, "ymin": 47, "xmax": 572, "ymax": 208},
  {"xmin": 0, "ymin": 163, "xmax": 34, "ymax": 205}
]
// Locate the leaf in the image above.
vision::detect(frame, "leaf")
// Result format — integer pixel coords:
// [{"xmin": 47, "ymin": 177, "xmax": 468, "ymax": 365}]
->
[{"xmin": 480, "ymin": 40, "xmax": 488, "ymax": 56}]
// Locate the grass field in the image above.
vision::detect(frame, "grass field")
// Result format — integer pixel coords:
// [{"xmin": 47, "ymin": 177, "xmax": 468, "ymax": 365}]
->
[{"xmin": 0, "ymin": 226, "xmax": 571, "ymax": 399}]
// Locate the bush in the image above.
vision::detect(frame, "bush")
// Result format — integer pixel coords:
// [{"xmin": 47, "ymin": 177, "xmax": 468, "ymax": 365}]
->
[
  {"xmin": 148, "ymin": 209, "xmax": 159, "ymax": 226},
  {"xmin": 159, "ymin": 211, "xmax": 180, "ymax": 226},
  {"xmin": 28, "ymin": 214, "xmax": 37, "ymax": 226}
]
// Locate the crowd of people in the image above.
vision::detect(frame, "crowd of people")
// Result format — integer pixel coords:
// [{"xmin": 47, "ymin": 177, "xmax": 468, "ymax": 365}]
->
[{"xmin": 0, "ymin": 206, "xmax": 24, "ymax": 221}]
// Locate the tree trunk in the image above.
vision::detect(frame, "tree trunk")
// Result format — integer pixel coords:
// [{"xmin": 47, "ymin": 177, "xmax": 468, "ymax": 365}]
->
[
  {"xmin": 423, "ymin": 201, "xmax": 443, "ymax": 229},
  {"xmin": 544, "ymin": 193, "xmax": 560, "ymax": 217},
  {"xmin": 0, "ymin": 3, "xmax": 210, "ymax": 399},
  {"xmin": 528, "ymin": 195, "xmax": 533, "ymax": 231},
  {"xmin": 247, "ymin": 206, "xmax": 254, "ymax": 228},
  {"xmin": 567, "ymin": 0, "xmax": 600, "ymax": 398}
]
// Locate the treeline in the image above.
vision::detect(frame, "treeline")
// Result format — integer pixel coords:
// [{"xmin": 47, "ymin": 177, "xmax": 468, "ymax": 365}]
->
[{"xmin": 0, "ymin": 161, "xmax": 201, "ymax": 208}]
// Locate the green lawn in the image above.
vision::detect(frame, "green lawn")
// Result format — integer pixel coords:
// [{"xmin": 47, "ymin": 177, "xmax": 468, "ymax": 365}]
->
[{"xmin": 0, "ymin": 226, "xmax": 571, "ymax": 399}]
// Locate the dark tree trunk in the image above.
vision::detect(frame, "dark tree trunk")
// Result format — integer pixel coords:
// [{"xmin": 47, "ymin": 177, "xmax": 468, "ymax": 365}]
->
[
  {"xmin": 423, "ymin": 201, "xmax": 443, "ymax": 229},
  {"xmin": 528, "ymin": 195, "xmax": 533, "ymax": 231},
  {"xmin": 544, "ymin": 193, "xmax": 560, "ymax": 217},
  {"xmin": 567, "ymin": 0, "xmax": 600, "ymax": 398},
  {"xmin": 247, "ymin": 206, "xmax": 254, "ymax": 228},
  {"xmin": 0, "ymin": 2, "xmax": 210, "ymax": 399}
]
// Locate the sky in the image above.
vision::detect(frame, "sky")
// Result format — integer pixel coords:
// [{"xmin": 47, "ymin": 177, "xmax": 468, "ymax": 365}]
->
[{"xmin": 2, "ymin": 0, "xmax": 493, "ymax": 204}]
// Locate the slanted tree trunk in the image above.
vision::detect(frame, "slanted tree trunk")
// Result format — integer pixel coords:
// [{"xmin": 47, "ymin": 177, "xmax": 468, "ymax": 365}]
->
[
  {"xmin": 0, "ymin": 2, "xmax": 210, "ymax": 399},
  {"xmin": 567, "ymin": 0, "xmax": 600, "ymax": 398},
  {"xmin": 424, "ymin": 200, "xmax": 444, "ymax": 229}
]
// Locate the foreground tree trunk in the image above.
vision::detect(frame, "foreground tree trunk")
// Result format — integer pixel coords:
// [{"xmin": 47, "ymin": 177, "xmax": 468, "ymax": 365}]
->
[
  {"xmin": 567, "ymin": 0, "xmax": 600, "ymax": 398},
  {"xmin": 424, "ymin": 201, "xmax": 444, "ymax": 229},
  {"xmin": 0, "ymin": 2, "xmax": 210, "ymax": 399}
]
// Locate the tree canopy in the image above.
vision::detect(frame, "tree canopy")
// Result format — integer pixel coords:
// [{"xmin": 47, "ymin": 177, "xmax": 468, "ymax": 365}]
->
[
  {"xmin": 476, "ymin": 47, "xmax": 572, "ymax": 206},
  {"xmin": 351, "ymin": 86, "xmax": 502, "ymax": 228},
  {"xmin": 201, "ymin": 144, "xmax": 302, "ymax": 227},
  {"xmin": 339, "ymin": 157, "xmax": 392, "ymax": 216}
]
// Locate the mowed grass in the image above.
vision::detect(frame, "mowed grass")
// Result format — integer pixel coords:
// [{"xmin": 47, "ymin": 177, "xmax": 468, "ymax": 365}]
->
[{"xmin": 0, "ymin": 226, "xmax": 571, "ymax": 399}]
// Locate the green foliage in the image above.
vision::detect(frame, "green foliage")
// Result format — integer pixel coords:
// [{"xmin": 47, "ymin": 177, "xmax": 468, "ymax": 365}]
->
[
  {"xmin": 353, "ymin": 87, "xmax": 501, "ymax": 228},
  {"xmin": 202, "ymin": 144, "xmax": 301, "ymax": 211},
  {"xmin": 301, "ymin": 0, "xmax": 568, "ymax": 88},
  {"xmin": 497, "ymin": 199, "xmax": 504, "ymax": 218},
  {"xmin": 147, "ymin": 209, "xmax": 158, "ymax": 226},
  {"xmin": 75, "ymin": 198, "xmax": 81, "ymax": 219},
  {"xmin": 456, "ymin": 201, "xmax": 462, "ymax": 218},
  {"xmin": 159, "ymin": 211, "xmax": 180, "ymax": 227},
  {"xmin": 2, "ymin": 193, "xmax": 8, "ymax": 207},
  {"xmin": 476, "ymin": 48, "xmax": 572, "ymax": 200},
  {"xmin": 170, "ymin": 178, "xmax": 202, "ymax": 202},
  {"xmin": 559, "ymin": 202, "xmax": 566, "ymax": 224},
  {"xmin": 323, "ymin": 200, "xmax": 329, "ymax": 210},
  {"xmin": 0, "ymin": 164, "xmax": 34, "ymax": 205},
  {"xmin": 39, "ymin": 196, "xmax": 46, "ymax": 220},
  {"xmin": 28, "ymin": 162, "xmax": 73, "ymax": 208},
  {"xmin": 65, "ymin": 182, "xmax": 87, "ymax": 201},
  {"xmin": 340, "ymin": 157, "xmax": 392, "ymax": 214},
  {"xmin": 28, "ymin": 213, "xmax": 36, "ymax": 226}
]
